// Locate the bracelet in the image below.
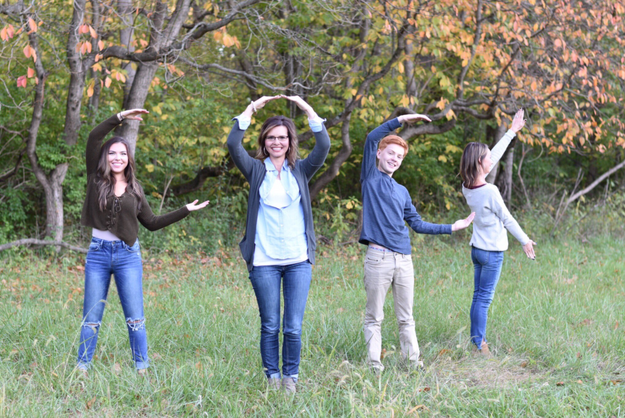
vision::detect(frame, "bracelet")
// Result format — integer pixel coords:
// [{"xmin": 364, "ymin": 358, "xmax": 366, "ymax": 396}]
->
[
  {"xmin": 117, "ymin": 112, "xmax": 124, "ymax": 122},
  {"xmin": 251, "ymin": 101, "xmax": 257, "ymax": 113}
]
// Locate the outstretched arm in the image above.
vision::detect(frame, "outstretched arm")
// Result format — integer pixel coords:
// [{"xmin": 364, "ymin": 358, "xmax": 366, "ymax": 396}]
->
[
  {"xmin": 451, "ymin": 212, "xmax": 475, "ymax": 232},
  {"xmin": 489, "ymin": 109, "xmax": 525, "ymax": 171}
]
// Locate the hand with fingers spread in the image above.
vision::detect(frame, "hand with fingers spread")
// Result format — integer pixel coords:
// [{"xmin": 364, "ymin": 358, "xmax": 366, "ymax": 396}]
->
[
  {"xmin": 451, "ymin": 212, "xmax": 476, "ymax": 232},
  {"xmin": 118, "ymin": 109, "xmax": 149, "ymax": 122},
  {"xmin": 523, "ymin": 240, "xmax": 537, "ymax": 260},
  {"xmin": 281, "ymin": 95, "xmax": 320, "ymax": 120},
  {"xmin": 398, "ymin": 113, "xmax": 432, "ymax": 124},
  {"xmin": 186, "ymin": 199, "xmax": 210, "ymax": 212},
  {"xmin": 510, "ymin": 109, "xmax": 526, "ymax": 133}
]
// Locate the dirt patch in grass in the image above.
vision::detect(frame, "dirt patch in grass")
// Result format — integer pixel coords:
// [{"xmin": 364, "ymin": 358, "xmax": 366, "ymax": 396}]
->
[{"xmin": 429, "ymin": 353, "xmax": 544, "ymax": 389}]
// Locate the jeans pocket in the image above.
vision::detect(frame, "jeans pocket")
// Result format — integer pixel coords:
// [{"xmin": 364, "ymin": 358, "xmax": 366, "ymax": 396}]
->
[
  {"xmin": 88, "ymin": 241, "xmax": 101, "ymax": 252},
  {"xmin": 124, "ymin": 240, "xmax": 141, "ymax": 253}
]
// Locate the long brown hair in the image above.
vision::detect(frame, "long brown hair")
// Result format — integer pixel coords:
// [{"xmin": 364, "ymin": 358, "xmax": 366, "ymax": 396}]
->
[
  {"xmin": 255, "ymin": 116, "xmax": 299, "ymax": 169},
  {"xmin": 459, "ymin": 142, "xmax": 489, "ymax": 188},
  {"xmin": 95, "ymin": 136, "xmax": 144, "ymax": 211}
]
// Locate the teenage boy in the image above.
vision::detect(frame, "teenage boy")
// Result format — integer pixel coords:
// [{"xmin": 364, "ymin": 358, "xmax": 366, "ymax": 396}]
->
[{"xmin": 360, "ymin": 113, "xmax": 475, "ymax": 371}]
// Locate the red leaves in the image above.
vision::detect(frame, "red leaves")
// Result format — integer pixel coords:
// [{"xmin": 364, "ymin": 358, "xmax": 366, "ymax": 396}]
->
[
  {"xmin": 17, "ymin": 76, "xmax": 27, "ymax": 88},
  {"xmin": 1, "ymin": 24, "xmax": 15, "ymax": 41}
]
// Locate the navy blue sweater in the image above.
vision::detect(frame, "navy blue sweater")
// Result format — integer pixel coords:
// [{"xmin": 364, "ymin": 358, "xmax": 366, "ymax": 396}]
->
[{"xmin": 359, "ymin": 118, "xmax": 452, "ymax": 254}]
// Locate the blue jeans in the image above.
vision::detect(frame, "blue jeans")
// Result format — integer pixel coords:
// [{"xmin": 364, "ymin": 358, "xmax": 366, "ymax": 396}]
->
[
  {"xmin": 470, "ymin": 247, "xmax": 504, "ymax": 349},
  {"xmin": 248, "ymin": 261, "xmax": 312, "ymax": 380},
  {"xmin": 77, "ymin": 238, "xmax": 148, "ymax": 370}
]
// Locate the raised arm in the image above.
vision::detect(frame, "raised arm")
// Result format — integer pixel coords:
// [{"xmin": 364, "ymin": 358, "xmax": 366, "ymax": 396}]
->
[
  {"xmin": 488, "ymin": 109, "xmax": 525, "ymax": 171},
  {"xmin": 85, "ymin": 109, "xmax": 148, "ymax": 175},
  {"xmin": 361, "ymin": 113, "xmax": 431, "ymax": 181},
  {"xmin": 227, "ymin": 96, "xmax": 280, "ymax": 180},
  {"xmin": 282, "ymin": 95, "xmax": 330, "ymax": 179}
]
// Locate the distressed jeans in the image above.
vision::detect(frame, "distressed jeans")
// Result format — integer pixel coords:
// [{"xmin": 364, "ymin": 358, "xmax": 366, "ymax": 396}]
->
[
  {"xmin": 470, "ymin": 246, "xmax": 504, "ymax": 349},
  {"xmin": 363, "ymin": 247, "xmax": 419, "ymax": 370},
  {"xmin": 77, "ymin": 238, "xmax": 149, "ymax": 370},
  {"xmin": 248, "ymin": 261, "xmax": 312, "ymax": 381}
]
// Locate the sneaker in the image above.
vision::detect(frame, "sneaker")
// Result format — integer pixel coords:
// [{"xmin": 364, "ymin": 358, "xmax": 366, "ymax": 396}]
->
[
  {"xmin": 267, "ymin": 377, "xmax": 281, "ymax": 390},
  {"xmin": 282, "ymin": 377, "xmax": 296, "ymax": 394},
  {"xmin": 410, "ymin": 360, "xmax": 425, "ymax": 371},
  {"xmin": 137, "ymin": 368, "xmax": 148, "ymax": 376}
]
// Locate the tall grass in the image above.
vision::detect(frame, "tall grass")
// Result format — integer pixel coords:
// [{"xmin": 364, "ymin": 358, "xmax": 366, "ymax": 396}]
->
[{"xmin": 1, "ymin": 235, "xmax": 624, "ymax": 416}]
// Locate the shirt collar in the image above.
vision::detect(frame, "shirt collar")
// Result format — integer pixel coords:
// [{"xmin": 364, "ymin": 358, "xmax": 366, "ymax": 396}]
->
[{"xmin": 264, "ymin": 158, "xmax": 289, "ymax": 172}]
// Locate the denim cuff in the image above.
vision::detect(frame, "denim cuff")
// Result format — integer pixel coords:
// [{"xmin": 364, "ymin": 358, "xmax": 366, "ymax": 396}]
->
[{"xmin": 135, "ymin": 360, "xmax": 150, "ymax": 370}]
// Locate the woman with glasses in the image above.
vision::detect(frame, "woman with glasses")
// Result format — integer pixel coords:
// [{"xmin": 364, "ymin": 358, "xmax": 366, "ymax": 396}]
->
[
  {"xmin": 227, "ymin": 95, "xmax": 330, "ymax": 393},
  {"xmin": 77, "ymin": 109, "xmax": 209, "ymax": 374}
]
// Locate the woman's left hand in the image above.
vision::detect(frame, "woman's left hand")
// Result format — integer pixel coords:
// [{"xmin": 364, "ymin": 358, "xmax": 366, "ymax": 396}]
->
[
  {"xmin": 451, "ymin": 212, "xmax": 475, "ymax": 232},
  {"xmin": 186, "ymin": 199, "xmax": 210, "ymax": 211},
  {"xmin": 523, "ymin": 240, "xmax": 536, "ymax": 259},
  {"xmin": 119, "ymin": 109, "xmax": 149, "ymax": 121},
  {"xmin": 281, "ymin": 95, "xmax": 319, "ymax": 119}
]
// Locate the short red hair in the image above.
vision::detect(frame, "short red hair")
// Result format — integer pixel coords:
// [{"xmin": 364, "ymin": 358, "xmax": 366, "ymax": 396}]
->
[{"xmin": 378, "ymin": 135, "xmax": 409, "ymax": 155}]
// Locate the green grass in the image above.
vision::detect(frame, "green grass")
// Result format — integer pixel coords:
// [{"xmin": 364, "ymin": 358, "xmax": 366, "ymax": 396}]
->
[{"xmin": 1, "ymin": 236, "xmax": 624, "ymax": 416}]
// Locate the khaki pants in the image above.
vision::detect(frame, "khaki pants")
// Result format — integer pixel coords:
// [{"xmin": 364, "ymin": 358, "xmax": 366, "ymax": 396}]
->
[{"xmin": 363, "ymin": 247, "xmax": 419, "ymax": 370}]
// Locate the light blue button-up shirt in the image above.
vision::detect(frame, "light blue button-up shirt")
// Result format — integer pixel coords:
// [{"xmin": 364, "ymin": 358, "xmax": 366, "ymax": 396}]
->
[
  {"xmin": 233, "ymin": 113, "xmax": 324, "ymax": 263},
  {"xmin": 254, "ymin": 158, "xmax": 308, "ymax": 260}
]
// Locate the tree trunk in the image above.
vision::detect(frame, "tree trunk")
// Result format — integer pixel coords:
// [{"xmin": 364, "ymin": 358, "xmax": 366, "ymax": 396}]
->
[
  {"xmin": 43, "ymin": 165, "xmax": 68, "ymax": 241},
  {"xmin": 117, "ymin": 62, "xmax": 159, "ymax": 154},
  {"xmin": 310, "ymin": 113, "xmax": 353, "ymax": 200},
  {"xmin": 64, "ymin": 0, "xmax": 88, "ymax": 146},
  {"xmin": 118, "ymin": 0, "xmax": 137, "ymax": 108}
]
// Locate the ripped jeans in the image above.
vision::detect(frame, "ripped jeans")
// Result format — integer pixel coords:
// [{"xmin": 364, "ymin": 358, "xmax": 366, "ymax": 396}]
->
[{"xmin": 77, "ymin": 238, "xmax": 148, "ymax": 370}]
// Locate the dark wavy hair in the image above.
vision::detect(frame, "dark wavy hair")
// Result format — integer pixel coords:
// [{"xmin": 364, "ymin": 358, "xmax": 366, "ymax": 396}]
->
[
  {"xmin": 95, "ymin": 136, "xmax": 144, "ymax": 211},
  {"xmin": 255, "ymin": 115, "xmax": 299, "ymax": 169},
  {"xmin": 459, "ymin": 142, "xmax": 489, "ymax": 189}
]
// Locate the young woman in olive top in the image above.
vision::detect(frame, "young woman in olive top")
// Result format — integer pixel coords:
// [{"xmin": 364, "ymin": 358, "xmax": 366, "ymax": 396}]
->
[{"xmin": 77, "ymin": 109, "xmax": 209, "ymax": 373}]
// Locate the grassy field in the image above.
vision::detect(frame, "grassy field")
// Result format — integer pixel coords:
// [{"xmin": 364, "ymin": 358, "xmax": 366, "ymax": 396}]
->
[{"xmin": 1, "ymin": 235, "xmax": 624, "ymax": 416}]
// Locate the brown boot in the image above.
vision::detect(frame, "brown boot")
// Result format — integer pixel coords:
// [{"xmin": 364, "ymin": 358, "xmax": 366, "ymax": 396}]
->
[
  {"xmin": 282, "ymin": 377, "xmax": 296, "ymax": 394},
  {"xmin": 479, "ymin": 341, "xmax": 493, "ymax": 358},
  {"xmin": 267, "ymin": 377, "xmax": 281, "ymax": 390}
]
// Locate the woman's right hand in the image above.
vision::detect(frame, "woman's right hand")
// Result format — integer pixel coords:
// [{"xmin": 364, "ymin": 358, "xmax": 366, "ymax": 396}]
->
[
  {"xmin": 241, "ymin": 96, "xmax": 281, "ymax": 118},
  {"xmin": 523, "ymin": 239, "xmax": 536, "ymax": 259},
  {"xmin": 119, "ymin": 109, "xmax": 149, "ymax": 121},
  {"xmin": 510, "ymin": 109, "xmax": 525, "ymax": 133},
  {"xmin": 398, "ymin": 113, "xmax": 431, "ymax": 124}
]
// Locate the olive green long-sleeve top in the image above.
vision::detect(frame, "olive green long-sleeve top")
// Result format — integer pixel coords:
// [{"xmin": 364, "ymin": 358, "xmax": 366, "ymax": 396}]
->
[{"xmin": 80, "ymin": 115, "xmax": 189, "ymax": 246}]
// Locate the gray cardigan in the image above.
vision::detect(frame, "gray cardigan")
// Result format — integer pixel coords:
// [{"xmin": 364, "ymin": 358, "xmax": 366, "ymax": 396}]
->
[{"xmin": 227, "ymin": 120, "xmax": 331, "ymax": 271}]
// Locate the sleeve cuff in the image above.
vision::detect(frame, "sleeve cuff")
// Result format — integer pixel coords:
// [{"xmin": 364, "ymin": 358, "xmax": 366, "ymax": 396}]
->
[
  {"xmin": 233, "ymin": 115, "xmax": 251, "ymax": 130},
  {"xmin": 308, "ymin": 117, "xmax": 326, "ymax": 133}
]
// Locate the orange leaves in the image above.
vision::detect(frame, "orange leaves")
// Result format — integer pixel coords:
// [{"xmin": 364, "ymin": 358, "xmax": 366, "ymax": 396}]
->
[
  {"xmin": 78, "ymin": 24, "xmax": 97, "ymax": 38},
  {"xmin": 27, "ymin": 18, "xmax": 38, "ymax": 34},
  {"xmin": 22, "ymin": 45, "xmax": 37, "ymax": 62},
  {"xmin": 27, "ymin": 67, "xmax": 35, "ymax": 78},
  {"xmin": 213, "ymin": 28, "xmax": 241, "ymax": 48},
  {"xmin": 1, "ymin": 24, "xmax": 15, "ymax": 41}
]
